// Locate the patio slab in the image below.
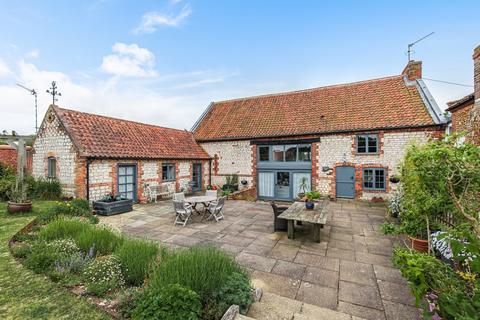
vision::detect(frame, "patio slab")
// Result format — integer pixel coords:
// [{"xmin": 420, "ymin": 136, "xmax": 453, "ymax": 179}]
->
[{"xmin": 100, "ymin": 199, "xmax": 416, "ymax": 319}]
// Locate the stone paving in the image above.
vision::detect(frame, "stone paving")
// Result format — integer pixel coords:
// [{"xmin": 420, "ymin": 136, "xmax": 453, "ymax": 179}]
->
[{"xmin": 100, "ymin": 199, "xmax": 422, "ymax": 320}]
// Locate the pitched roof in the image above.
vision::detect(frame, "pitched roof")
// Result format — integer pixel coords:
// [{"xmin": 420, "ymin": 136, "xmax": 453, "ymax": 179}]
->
[
  {"xmin": 193, "ymin": 75, "xmax": 444, "ymax": 141},
  {"xmin": 446, "ymin": 93, "xmax": 474, "ymax": 112},
  {"xmin": 51, "ymin": 106, "xmax": 210, "ymax": 159}
]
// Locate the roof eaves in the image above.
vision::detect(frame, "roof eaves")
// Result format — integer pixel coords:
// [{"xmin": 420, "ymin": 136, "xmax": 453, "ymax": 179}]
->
[
  {"xmin": 191, "ymin": 102, "xmax": 214, "ymax": 132},
  {"xmin": 414, "ymin": 79, "xmax": 447, "ymax": 124},
  {"xmin": 195, "ymin": 123, "xmax": 446, "ymax": 142},
  {"xmin": 445, "ymin": 93, "xmax": 475, "ymax": 111}
]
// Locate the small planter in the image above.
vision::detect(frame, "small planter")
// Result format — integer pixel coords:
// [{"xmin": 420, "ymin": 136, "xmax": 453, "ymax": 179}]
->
[
  {"xmin": 93, "ymin": 199, "xmax": 133, "ymax": 216},
  {"xmin": 305, "ymin": 201, "xmax": 315, "ymax": 210},
  {"xmin": 409, "ymin": 236, "xmax": 429, "ymax": 253},
  {"xmin": 389, "ymin": 176, "xmax": 401, "ymax": 184},
  {"xmin": 7, "ymin": 201, "xmax": 32, "ymax": 213}
]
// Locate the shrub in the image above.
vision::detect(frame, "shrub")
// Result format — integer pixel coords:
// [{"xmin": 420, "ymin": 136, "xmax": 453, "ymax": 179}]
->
[
  {"xmin": 39, "ymin": 218, "xmax": 93, "ymax": 241},
  {"xmin": 393, "ymin": 248, "xmax": 480, "ymax": 319},
  {"xmin": 38, "ymin": 199, "xmax": 97, "ymax": 224},
  {"xmin": 27, "ymin": 176, "xmax": 62, "ymax": 200},
  {"xmin": 209, "ymin": 272, "xmax": 252, "ymax": 319},
  {"xmin": 83, "ymin": 255, "xmax": 125, "ymax": 296},
  {"xmin": 115, "ymin": 238, "xmax": 159, "ymax": 286},
  {"xmin": 75, "ymin": 227, "xmax": 124, "ymax": 256},
  {"xmin": 54, "ymin": 250, "xmax": 94, "ymax": 275},
  {"xmin": 400, "ymin": 135, "xmax": 480, "ymax": 238},
  {"xmin": 11, "ymin": 242, "xmax": 32, "ymax": 259},
  {"xmin": 24, "ymin": 242, "xmax": 63, "ymax": 273},
  {"xmin": 0, "ymin": 163, "xmax": 15, "ymax": 201},
  {"xmin": 148, "ymin": 246, "xmax": 247, "ymax": 303},
  {"xmin": 118, "ymin": 288, "xmax": 143, "ymax": 319},
  {"xmin": 132, "ymin": 283, "xmax": 202, "ymax": 320}
]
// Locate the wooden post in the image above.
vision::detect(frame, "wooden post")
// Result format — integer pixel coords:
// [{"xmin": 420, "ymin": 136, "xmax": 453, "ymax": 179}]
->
[
  {"xmin": 313, "ymin": 224, "xmax": 321, "ymax": 243},
  {"xmin": 287, "ymin": 220, "xmax": 295, "ymax": 239}
]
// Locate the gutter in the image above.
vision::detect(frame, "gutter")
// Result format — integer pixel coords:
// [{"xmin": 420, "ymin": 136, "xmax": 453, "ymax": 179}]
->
[{"xmin": 86, "ymin": 158, "xmax": 91, "ymax": 201}]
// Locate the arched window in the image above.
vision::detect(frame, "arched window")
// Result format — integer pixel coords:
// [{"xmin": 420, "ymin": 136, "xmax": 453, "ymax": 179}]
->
[{"xmin": 47, "ymin": 157, "xmax": 56, "ymax": 178}]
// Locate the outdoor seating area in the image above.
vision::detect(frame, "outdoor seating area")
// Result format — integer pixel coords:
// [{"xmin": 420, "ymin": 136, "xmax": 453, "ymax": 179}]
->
[
  {"xmin": 172, "ymin": 191, "xmax": 226, "ymax": 226},
  {"xmin": 100, "ymin": 199, "xmax": 420, "ymax": 319}
]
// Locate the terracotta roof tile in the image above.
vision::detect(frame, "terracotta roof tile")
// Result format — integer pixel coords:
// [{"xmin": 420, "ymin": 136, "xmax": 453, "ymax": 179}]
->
[
  {"xmin": 193, "ymin": 75, "xmax": 439, "ymax": 141},
  {"xmin": 53, "ymin": 106, "xmax": 210, "ymax": 159}
]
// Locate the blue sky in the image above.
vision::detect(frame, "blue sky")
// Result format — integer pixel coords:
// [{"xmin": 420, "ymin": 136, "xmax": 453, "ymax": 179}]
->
[{"xmin": 0, "ymin": 0, "xmax": 478, "ymax": 134}]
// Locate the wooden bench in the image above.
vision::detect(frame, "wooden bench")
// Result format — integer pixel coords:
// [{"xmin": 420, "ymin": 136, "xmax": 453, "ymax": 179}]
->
[
  {"xmin": 146, "ymin": 184, "xmax": 174, "ymax": 202},
  {"xmin": 278, "ymin": 200, "xmax": 329, "ymax": 243}
]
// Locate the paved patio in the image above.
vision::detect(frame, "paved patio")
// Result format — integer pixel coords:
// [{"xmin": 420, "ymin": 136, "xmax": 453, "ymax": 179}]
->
[{"xmin": 100, "ymin": 199, "xmax": 421, "ymax": 320}]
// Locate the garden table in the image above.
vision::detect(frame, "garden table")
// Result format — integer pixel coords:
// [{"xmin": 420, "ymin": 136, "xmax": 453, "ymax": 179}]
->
[
  {"xmin": 278, "ymin": 200, "xmax": 329, "ymax": 243},
  {"xmin": 185, "ymin": 195, "xmax": 217, "ymax": 215}
]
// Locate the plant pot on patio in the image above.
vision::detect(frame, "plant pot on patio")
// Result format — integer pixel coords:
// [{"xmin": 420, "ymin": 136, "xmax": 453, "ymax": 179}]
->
[
  {"xmin": 93, "ymin": 196, "xmax": 133, "ymax": 216},
  {"xmin": 408, "ymin": 236, "xmax": 429, "ymax": 253},
  {"xmin": 7, "ymin": 201, "xmax": 32, "ymax": 213}
]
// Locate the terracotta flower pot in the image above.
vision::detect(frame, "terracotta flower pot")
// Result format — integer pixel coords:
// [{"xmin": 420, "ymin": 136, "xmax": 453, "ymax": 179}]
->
[
  {"xmin": 7, "ymin": 201, "xmax": 32, "ymax": 213},
  {"xmin": 408, "ymin": 236, "xmax": 429, "ymax": 253}
]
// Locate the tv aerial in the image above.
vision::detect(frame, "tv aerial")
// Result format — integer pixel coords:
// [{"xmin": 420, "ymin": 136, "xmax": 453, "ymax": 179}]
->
[
  {"xmin": 407, "ymin": 32, "xmax": 434, "ymax": 61},
  {"xmin": 17, "ymin": 83, "xmax": 38, "ymax": 133}
]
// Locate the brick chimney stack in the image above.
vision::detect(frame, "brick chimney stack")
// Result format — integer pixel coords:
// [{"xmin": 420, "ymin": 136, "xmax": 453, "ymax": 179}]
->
[
  {"xmin": 474, "ymin": 45, "xmax": 480, "ymax": 106},
  {"xmin": 469, "ymin": 45, "xmax": 480, "ymax": 144},
  {"xmin": 402, "ymin": 60, "xmax": 422, "ymax": 81}
]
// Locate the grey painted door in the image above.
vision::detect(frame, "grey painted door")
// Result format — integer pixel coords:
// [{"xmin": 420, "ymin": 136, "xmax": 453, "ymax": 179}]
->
[
  {"xmin": 336, "ymin": 166, "xmax": 355, "ymax": 198},
  {"xmin": 192, "ymin": 163, "xmax": 202, "ymax": 192}
]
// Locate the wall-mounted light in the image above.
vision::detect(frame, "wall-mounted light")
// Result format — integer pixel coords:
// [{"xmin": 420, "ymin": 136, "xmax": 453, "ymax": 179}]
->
[{"xmin": 322, "ymin": 166, "xmax": 332, "ymax": 172}]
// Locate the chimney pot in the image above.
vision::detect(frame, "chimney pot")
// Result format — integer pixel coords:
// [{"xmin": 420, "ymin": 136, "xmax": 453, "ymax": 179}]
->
[{"xmin": 402, "ymin": 60, "xmax": 422, "ymax": 81}]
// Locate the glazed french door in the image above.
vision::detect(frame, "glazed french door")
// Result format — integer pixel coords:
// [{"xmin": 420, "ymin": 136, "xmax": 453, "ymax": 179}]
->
[{"xmin": 118, "ymin": 165, "xmax": 137, "ymax": 201}]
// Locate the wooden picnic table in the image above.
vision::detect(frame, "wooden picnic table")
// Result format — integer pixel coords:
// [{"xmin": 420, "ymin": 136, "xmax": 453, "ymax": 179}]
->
[{"xmin": 278, "ymin": 200, "xmax": 329, "ymax": 243}]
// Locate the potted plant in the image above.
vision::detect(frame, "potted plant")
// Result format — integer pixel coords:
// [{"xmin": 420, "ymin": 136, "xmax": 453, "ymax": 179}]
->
[
  {"xmin": 304, "ymin": 191, "xmax": 321, "ymax": 210},
  {"xmin": 7, "ymin": 139, "xmax": 31, "ymax": 213},
  {"xmin": 389, "ymin": 174, "xmax": 401, "ymax": 184},
  {"xmin": 297, "ymin": 176, "xmax": 309, "ymax": 199},
  {"xmin": 399, "ymin": 210, "xmax": 432, "ymax": 253}
]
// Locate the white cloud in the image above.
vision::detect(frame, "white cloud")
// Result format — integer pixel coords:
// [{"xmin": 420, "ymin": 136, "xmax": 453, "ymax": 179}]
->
[
  {"xmin": 25, "ymin": 49, "xmax": 40, "ymax": 59},
  {"xmin": 0, "ymin": 58, "xmax": 11, "ymax": 77},
  {"xmin": 134, "ymin": 4, "xmax": 191, "ymax": 34},
  {"xmin": 100, "ymin": 43, "xmax": 157, "ymax": 77},
  {"xmin": 0, "ymin": 58, "xmax": 234, "ymax": 135}
]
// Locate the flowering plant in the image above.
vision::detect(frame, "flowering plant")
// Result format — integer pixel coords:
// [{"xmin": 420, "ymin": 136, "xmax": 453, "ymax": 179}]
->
[{"xmin": 83, "ymin": 255, "xmax": 125, "ymax": 296}]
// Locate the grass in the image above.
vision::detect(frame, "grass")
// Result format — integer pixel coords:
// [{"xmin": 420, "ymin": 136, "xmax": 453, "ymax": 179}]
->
[{"xmin": 0, "ymin": 201, "xmax": 110, "ymax": 320}]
